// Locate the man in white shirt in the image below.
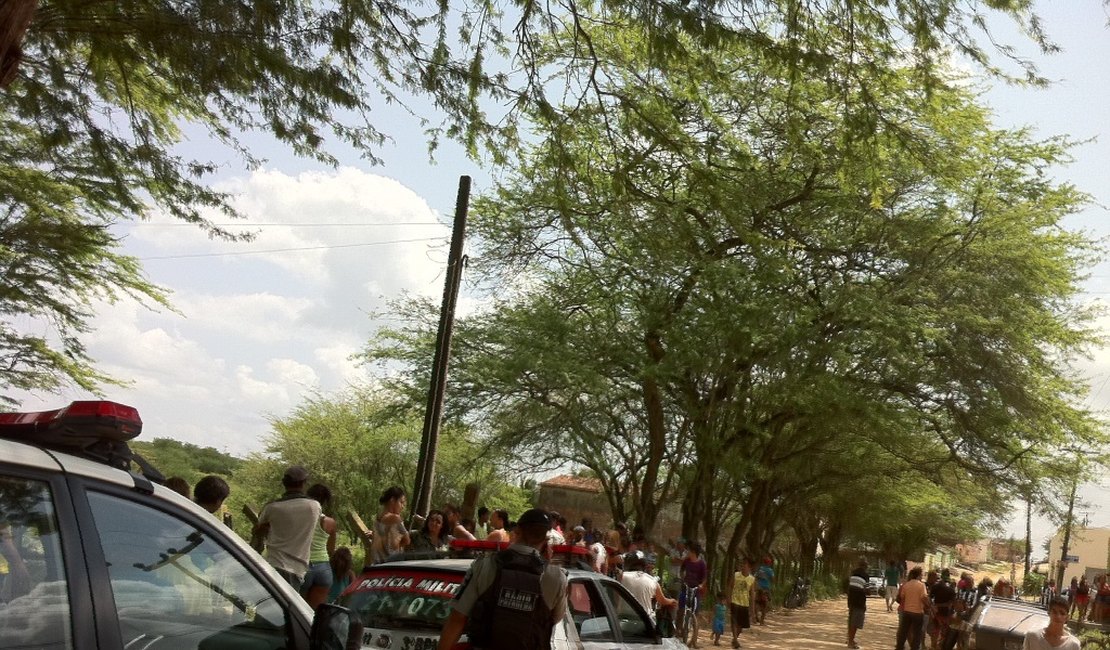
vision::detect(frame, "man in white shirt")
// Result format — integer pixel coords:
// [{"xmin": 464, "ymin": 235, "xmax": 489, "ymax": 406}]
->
[
  {"xmin": 254, "ymin": 465, "xmax": 321, "ymax": 591},
  {"xmin": 621, "ymin": 551, "xmax": 676, "ymax": 623}
]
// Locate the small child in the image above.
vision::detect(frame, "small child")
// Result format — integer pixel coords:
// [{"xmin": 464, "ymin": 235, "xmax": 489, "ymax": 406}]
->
[{"xmin": 712, "ymin": 592, "xmax": 728, "ymax": 646}]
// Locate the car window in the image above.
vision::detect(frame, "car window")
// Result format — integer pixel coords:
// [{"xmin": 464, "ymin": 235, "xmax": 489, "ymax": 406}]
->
[
  {"xmin": 602, "ymin": 581, "xmax": 656, "ymax": 642},
  {"xmin": 86, "ymin": 491, "xmax": 290, "ymax": 650},
  {"xmin": 568, "ymin": 579, "xmax": 616, "ymax": 641},
  {"xmin": 0, "ymin": 476, "xmax": 72, "ymax": 649}
]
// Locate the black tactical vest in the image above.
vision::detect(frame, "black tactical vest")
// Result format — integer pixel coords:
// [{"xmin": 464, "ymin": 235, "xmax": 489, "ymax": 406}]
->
[{"xmin": 467, "ymin": 549, "xmax": 555, "ymax": 650}]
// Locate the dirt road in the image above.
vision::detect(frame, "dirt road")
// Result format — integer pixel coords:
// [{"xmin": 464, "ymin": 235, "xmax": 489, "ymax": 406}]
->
[{"xmin": 689, "ymin": 596, "xmax": 901, "ymax": 649}]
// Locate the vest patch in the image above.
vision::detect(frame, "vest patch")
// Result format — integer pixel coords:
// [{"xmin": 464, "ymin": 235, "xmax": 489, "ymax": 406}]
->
[{"xmin": 497, "ymin": 586, "xmax": 538, "ymax": 612}]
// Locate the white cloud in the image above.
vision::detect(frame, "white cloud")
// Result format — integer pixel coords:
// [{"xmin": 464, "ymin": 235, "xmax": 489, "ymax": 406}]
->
[
  {"xmin": 314, "ymin": 342, "xmax": 368, "ymax": 387},
  {"xmin": 266, "ymin": 358, "xmax": 320, "ymax": 389},
  {"xmin": 5, "ymin": 168, "xmax": 466, "ymax": 454},
  {"xmin": 131, "ymin": 167, "xmax": 452, "ymax": 298},
  {"xmin": 172, "ymin": 292, "xmax": 317, "ymax": 344}
]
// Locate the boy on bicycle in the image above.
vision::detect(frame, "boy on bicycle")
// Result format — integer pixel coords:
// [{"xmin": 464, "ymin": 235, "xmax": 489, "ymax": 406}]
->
[{"xmin": 679, "ymin": 541, "xmax": 708, "ymax": 648}]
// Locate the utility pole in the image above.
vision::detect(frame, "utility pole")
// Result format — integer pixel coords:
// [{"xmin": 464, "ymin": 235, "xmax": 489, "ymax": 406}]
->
[
  {"xmin": 1056, "ymin": 475, "xmax": 1078, "ymax": 590},
  {"xmin": 411, "ymin": 175, "xmax": 470, "ymax": 518},
  {"xmin": 1024, "ymin": 496, "xmax": 1032, "ymax": 579}
]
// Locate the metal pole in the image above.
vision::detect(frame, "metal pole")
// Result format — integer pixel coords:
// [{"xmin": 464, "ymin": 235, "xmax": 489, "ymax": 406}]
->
[
  {"xmin": 1056, "ymin": 475, "xmax": 1078, "ymax": 591},
  {"xmin": 412, "ymin": 175, "xmax": 470, "ymax": 518}
]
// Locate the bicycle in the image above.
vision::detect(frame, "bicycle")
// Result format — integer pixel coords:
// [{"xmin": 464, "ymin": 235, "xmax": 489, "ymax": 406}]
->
[
  {"xmin": 676, "ymin": 583, "xmax": 701, "ymax": 647},
  {"xmin": 784, "ymin": 576, "xmax": 810, "ymax": 609}
]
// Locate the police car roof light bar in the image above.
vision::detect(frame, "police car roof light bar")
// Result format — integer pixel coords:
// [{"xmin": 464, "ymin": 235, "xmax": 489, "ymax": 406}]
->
[
  {"xmin": 0, "ymin": 400, "xmax": 162, "ymax": 492},
  {"xmin": 0, "ymin": 400, "xmax": 143, "ymax": 441}
]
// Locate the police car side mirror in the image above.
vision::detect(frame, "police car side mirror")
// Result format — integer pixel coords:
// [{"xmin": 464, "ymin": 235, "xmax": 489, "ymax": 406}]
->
[{"xmin": 310, "ymin": 604, "xmax": 355, "ymax": 650}]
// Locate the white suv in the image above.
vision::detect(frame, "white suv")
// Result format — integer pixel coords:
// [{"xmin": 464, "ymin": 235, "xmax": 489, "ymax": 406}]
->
[{"xmin": 0, "ymin": 400, "xmax": 344, "ymax": 650}]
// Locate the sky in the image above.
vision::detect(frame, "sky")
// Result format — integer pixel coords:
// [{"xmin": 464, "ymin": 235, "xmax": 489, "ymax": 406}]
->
[{"xmin": 10, "ymin": 2, "xmax": 1110, "ymax": 554}]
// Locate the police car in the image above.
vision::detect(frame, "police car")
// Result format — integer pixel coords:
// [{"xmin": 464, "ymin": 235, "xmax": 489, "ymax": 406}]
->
[
  {"xmin": 335, "ymin": 540, "xmax": 689, "ymax": 649},
  {"xmin": 0, "ymin": 400, "xmax": 347, "ymax": 650}
]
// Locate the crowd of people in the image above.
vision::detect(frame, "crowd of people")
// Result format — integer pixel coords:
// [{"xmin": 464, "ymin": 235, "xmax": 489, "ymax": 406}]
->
[
  {"xmin": 1051, "ymin": 573, "xmax": 1110, "ymax": 624},
  {"xmin": 844, "ymin": 557, "xmax": 1086, "ymax": 650},
  {"xmin": 241, "ymin": 468, "xmax": 678, "ymax": 614},
  {"xmin": 237, "ymin": 469, "xmax": 795, "ymax": 649},
  {"xmin": 166, "ymin": 471, "xmax": 1103, "ymax": 650}
]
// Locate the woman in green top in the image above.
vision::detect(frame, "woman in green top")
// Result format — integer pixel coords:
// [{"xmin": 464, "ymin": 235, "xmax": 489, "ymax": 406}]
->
[{"xmin": 303, "ymin": 483, "xmax": 338, "ymax": 609}]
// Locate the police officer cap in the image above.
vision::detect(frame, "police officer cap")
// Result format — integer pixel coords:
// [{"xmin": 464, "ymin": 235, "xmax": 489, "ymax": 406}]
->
[{"xmin": 517, "ymin": 508, "xmax": 551, "ymax": 529}]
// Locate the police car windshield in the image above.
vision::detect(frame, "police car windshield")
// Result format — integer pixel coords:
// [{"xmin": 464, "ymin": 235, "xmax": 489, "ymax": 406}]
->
[{"xmin": 341, "ymin": 568, "xmax": 463, "ymax": 631}]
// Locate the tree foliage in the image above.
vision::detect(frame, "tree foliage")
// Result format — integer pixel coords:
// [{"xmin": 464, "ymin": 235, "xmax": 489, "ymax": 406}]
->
[
  {"xmin": 232, "ymin": 386, "xmax": 532, "ymax": 544},
  {"xmin": 368, "ymin": 15, "xmax": 1105, "ymax": 584},
  {"xmin": 131, "ymin": 437, "xmax": 242, "ymax": 482},
  {"xmin": 0, "ymin": 0, "xmax": 1069, "ymax": 401}
]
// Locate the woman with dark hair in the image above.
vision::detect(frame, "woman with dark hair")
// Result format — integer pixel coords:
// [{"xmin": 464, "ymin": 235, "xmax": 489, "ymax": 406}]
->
[
  {"xmin": 302, "ymin": 483, "xmax": 338, "ymax": 609},
  {"xmin": 327, "ymin": 546, "xmax": 356, "ymax": 603},
  {"xmin": 486, "ymin": 509, "xmax": 510, "ymax": 543},
  {"xmin": 370, "ymin": 486, "xmax": 409, "ymax": 564},
  {"xmin": 443, "ymin": 503, "xmax": 475, "ymax": 541},
  {"xmin": 409, "ymin": 509, "xmax": 450, "ymax": 552}
]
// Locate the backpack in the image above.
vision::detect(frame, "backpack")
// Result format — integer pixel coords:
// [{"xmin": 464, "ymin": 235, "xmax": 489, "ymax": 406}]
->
[{"xmin": 467, "ymin": 549, "xmax": 555, "ymax": 650}]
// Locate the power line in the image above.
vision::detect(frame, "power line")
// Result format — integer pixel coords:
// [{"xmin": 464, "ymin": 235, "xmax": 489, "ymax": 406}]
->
[{"xmin": 140, "ymin": 236, "xmax": 445, "ymax": 260}]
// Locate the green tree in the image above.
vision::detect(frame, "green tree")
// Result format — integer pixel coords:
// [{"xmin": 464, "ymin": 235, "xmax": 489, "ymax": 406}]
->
[
  {"xmin": 130, "ymin": 437, "xmax": 242, "ymax": 483},
  {"xmin": 0, "ymin": 0, "xmax": 1070, "ymax": 402},
  {"xmin": 234, "ymin": 387, "xmax": 531, "ymax": 544},
  {"xmin": 371, "ymin": 18, "xmax": 1104, "ymax": 586}
]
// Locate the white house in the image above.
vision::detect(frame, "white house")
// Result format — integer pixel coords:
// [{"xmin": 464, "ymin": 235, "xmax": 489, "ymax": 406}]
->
[{"xmin": 1048, "ymin": 527, "xmax": 1110, "ymax": 584}]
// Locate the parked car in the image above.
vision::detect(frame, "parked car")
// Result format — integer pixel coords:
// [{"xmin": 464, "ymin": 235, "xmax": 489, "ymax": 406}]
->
[
  {"xmin": 966, "ymin": 596, "xmax": 1050, "ymax": 650},
  {"xmin": 336, "ymin": 543, "xmax": 689, "ymax": 649},
  {"xmin": 866, "ymin": 569, "xmax": 885, "ymax": 597},
  {"xmin": 0, "ymin": 400, "xmax": 347, "ymax": 650}
]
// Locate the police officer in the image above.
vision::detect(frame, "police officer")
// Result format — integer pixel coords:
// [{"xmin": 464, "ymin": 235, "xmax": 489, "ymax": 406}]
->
[{"xmin": 437, "ymin": 508, "xmax": 568, "ymax": 650}]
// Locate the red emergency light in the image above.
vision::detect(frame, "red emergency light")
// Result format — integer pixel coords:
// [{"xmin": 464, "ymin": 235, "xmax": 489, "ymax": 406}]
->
[{"xmin": 0, "ymin": 400, "xmax": 143, "ymax": 442}]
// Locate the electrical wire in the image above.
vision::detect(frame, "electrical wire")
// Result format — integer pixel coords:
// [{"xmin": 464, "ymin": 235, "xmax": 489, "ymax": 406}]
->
[{"xmin": 140, "ymin": 236, "xmax": 446, "ymax": 260}]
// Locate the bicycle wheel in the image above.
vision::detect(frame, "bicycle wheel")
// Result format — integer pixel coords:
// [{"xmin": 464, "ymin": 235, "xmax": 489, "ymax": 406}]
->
[{"xmin": 685, "ymin": 608, "xmax": 699, "ymax": 646}]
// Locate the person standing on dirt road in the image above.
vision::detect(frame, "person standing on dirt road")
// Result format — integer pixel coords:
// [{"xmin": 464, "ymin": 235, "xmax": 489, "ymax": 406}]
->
[
  {"xmin": 755, "ymin": 555, "xmax": 774, "ymax": 625},
  {"xmin": 885, "ymin": 560, "xmax": 901, "ymax": 612},
  {"xmin": 896, "ymin": 566, "xmax": 931, "ymax": 650},
  {"xmin": 847, "ymin": 557, "xmax": 869, "ymax": 649},
  {"xmin": 729, "ymin": 558, "xmax": 756, "ymax": 648}
]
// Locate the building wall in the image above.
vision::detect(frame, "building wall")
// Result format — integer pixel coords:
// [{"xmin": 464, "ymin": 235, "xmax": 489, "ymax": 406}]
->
[
  {"xmin": 536, "ymin": 485, "xmax": 612, "ymax": 532},
  {"xmin": 535, "ymin": 484, "xmax": 683, "ymax": 543},
  {"xmin": 1048, "ymin": 527, "xmax": 1110, "ymax": 584},
  {"xmin": 956, "ymin": 540, "xmax": 990, "ymax": 564}
]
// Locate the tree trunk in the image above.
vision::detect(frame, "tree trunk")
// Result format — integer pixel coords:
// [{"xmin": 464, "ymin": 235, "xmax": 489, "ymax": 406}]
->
[
  {"xmin": 819, "ymin": 520, "xmax": 844, "ymax": 563},
  {"xmin": 0, "ymin": 0, "xmax": 36, "ymax": 88},
  {"xmin": 636, "ymin": 372, "xmax": 667, "ymax": 533},
  {"xmin": 461, "ymin": 482, "xmax": 480, "ymax": 521}
]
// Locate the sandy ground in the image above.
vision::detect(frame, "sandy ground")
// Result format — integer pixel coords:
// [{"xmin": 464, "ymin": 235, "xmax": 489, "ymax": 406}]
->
[{"xmin": 688, "ymin": 595, "xmax": 900, "ymax": 650}]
